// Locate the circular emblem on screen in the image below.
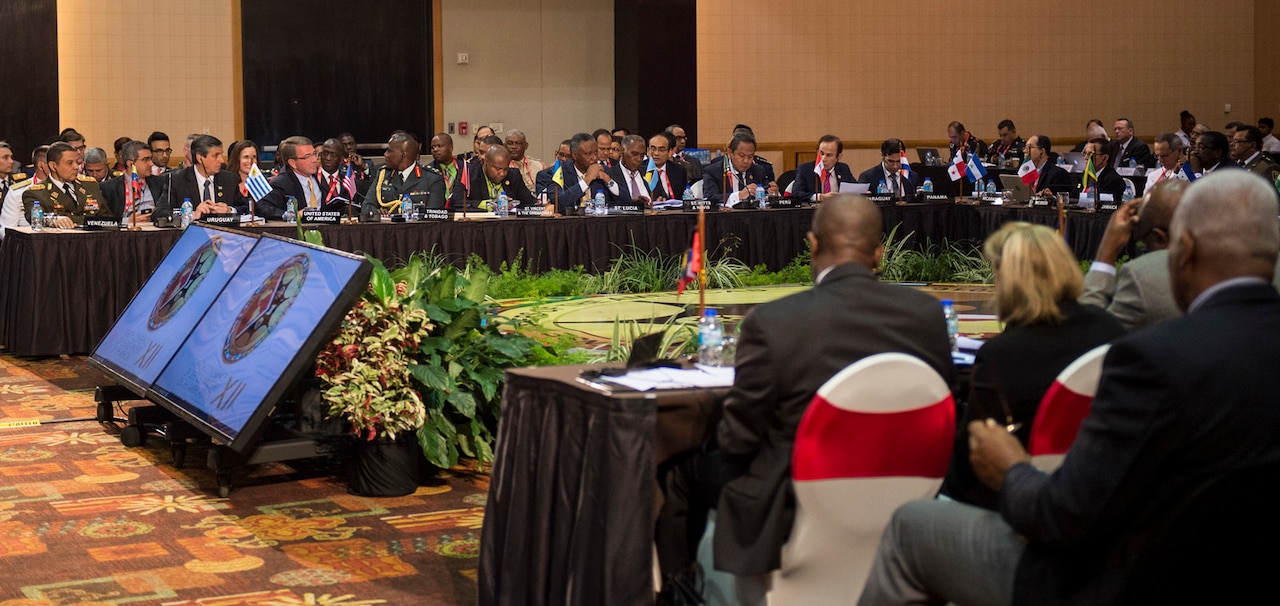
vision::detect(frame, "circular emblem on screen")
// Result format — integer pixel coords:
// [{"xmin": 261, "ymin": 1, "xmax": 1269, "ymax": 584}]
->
[
  {"xmin": 222, "ymin": 254, "xmax": 310, "ymax": 363},
  {"xmin": 148, "ymin": 236, "xmax": 223, "ymax": 331}
]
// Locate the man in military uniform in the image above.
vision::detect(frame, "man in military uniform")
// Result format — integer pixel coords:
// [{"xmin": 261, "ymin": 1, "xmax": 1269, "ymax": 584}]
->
[
  {"xmin": 83, "ymin": 147, "xmax": 111, "ymax": 182},
  {"xmin": 22, "ymin": 142, "xmax": 111, "ymax": 227},
  {"xmin": 1231, "ymin": 126, "xmax": 1280, "ymax": 182},
  {"xmin": 0, "ymin": 141, "xmax": 19, "ymax": 203},
  {"xmin": 0, "ymin": 144, "xmax": 43, "ymax": 240},
  {"xmin": 986, "ymin": 119, "xmax": 1025, "ymax": 168},
  {"xmin": 360, "ymin": 132, "xmax": 446, "ymax": 220}
]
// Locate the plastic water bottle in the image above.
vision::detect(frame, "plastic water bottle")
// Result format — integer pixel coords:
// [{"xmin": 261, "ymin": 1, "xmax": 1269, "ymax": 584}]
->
[
  {"xmin": 698, "ymin": 309, "xmax": 725, "ymax": 367},
  {"xmin": 1057, "ymin": 155, "xmax": 1067, "ymax": 167},
  {"xmin": 877, "ymin": 179, "xmax": 887, "ymax": 194},
  {"xmin": 593, "ymin": 191, "xmax": 606, "ymax": 216},
  {"xmin": 942, "ymin": 299, "xmax": 959, "ymax": 352},
  {"xmin": 30, "ymin": 201, "xmax": 42, "ymax": 231},
  {"xmin": 922, "ymin": 177, "xmax": 934, "ymax": 193},
  {"xmin": 986, "ymin": 180, "xmax": 997, "ymax": 195},
  {"xmin": 284, "ymin": 196, "xmax": 296, "ymax": 223},
  {"xmin": 180, "ymin": 198, "xmax": 193, "ymax": 228},
  {"xmin": 401, "ymin": 194, "xmax": 412, "ymax": 219},
  {"xmin": 683, "ymin": 185, "xmax": 694, "ymax": 204},
  {"xmin": 1128, "ymin": 157, "xmax": 1137, "ymax": 169},
  {"xmin": 1122, "ymin": 184, "xmax": 1135, "ymax": 203},
  {"xmin": 496, "ymin": 192, "xmax": 509, "ymax": 218},
  {"xmin": 756, "ymin": 185, "xmax": 768, "ymax": 209}
]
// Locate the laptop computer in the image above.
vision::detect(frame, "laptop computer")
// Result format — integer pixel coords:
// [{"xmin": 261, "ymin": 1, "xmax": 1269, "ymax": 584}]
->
[
  {"xmin": 998, "ymin": 174, "xmax": 1032, "ymax": 203},
  {"xmin": 1060, "ymin": 152, "xmax": 1087, "ymax": 173},
  {"xmin": 917, "ymin": 148, "xmax": 942, "ymax": 166}
]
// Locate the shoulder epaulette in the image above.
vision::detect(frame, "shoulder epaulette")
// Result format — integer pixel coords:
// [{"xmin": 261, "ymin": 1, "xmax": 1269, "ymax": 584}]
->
[
  {"xmin": 754, "ymin": 157, "xmax": 773, "ymax": 165},
  {"xmin": 111, "ymin": 170, "xmax": 124, "ymax": 178},
  {"xmin": 10, "ymin": 177, "xmax": 31, "ymax": 189},
  {"xmin": 76, "ymin": 174, "xmax": 95, "ymax": 182},
  {"xmin": 12, "ymin": 172, "xmax": 27, "ymax": 181},
  {"xmin": 422, "ymin": 164, "xmax": 441, "ymax": 175},
  {"xmin": 28, "ymin": 183, "xmax": 46, "ymax": 191}
]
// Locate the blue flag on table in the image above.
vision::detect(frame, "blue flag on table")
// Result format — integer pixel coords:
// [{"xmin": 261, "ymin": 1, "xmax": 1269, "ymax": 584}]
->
[
  {"xmin": 246, "ymin": 163, "xmax": 273, "ymax": 201},
  {"xmin": 645, "ymin": 157, "xmax": 659, "ymax": 190},
  {"xmin": 1180, "ymin": 161, "xmax": 1198, "ymax": 182},
  {"xmin": 965, "ymin": 155, "xmax": 988, "ymax": 183}
]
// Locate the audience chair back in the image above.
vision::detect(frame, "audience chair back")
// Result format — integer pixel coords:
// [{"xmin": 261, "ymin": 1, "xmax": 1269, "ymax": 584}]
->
[
  {"xmin": 1027, "ymin": 344, "xmax": 1110, "ymax": 471},
  {"xmin": 690, "ymin": 180, "xmax": 704, "ymax": 199},
  {"xmin": 771, "ymin": 353, "xmax": 955, "ymax": 605}
]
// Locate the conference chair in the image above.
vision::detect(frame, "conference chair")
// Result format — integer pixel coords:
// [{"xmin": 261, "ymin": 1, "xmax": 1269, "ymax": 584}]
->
[
  {"xmin": 768, "ymin": 353, "xmax": 956, "ymax": 605},
  {"xmin": 1027, "ymin": 344, "xmax": 1110, "ymax": 472},
  {"xmin": 776, "ymin": 170, "xmax": 796, "ymax": 194},
  {"xmin": 690, "ymin": 180, "xmax": 704, "ymax": 198}
]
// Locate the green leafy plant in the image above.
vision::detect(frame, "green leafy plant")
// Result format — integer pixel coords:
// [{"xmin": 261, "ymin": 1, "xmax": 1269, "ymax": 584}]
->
[
  {"xmin": 587, "ymin": 314, "xmax": 699, "ymax": 364},
  {"xmin": 315, "ymin": 257, "xmax": 431, "ymax": 441}
]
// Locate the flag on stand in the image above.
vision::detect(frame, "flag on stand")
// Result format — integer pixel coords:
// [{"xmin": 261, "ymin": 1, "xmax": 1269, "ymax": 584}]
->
[
  {"xmin": 459, "ymin": 158, "xmax": 472, "ymax": 195},
  {"xmin": 899, "ymin": 150, "xmax": 911, "ymax": 181},
  {"xmin": 676, "ymin": 232, "xmax": 702, "ymax": 296},
  {"xmin": 814, "ymin": 153, "xmax": 826, "ymax": 194},
  {"xmin": 645, "ymin": 157, "xmax": 659, "ymax": 190},
  {"xmin": 550, "ymin": 159, "xmax": 565, "ymax": 187},
  {"xmin": 947, "ymin": 153, "xmax": 966, "ymax": 181},
  {"xmin": 1081, "ymin": 155, "xmax": 1097, "ymax": 191},
  {"xmin": 246, "ymin": 163, "xmax": 273, "ymax": 201},
  {"xmin": 123, "ymin": 165, "xmax": 141, "ymax": 216},
  {"xmin": 1180, "ymin": 161, "xmax": 1198, "ymax": 182},
  {"xmin": 342, "ymin": 162, "xmax": 357, "ymax": 199},
  {"xmin": 1017, "ymin": 160, "xmax": 1040, "ymax": 185},
  {"xmin": 965, "ymin": 155, "xmax": 988, "ymax": 183}
]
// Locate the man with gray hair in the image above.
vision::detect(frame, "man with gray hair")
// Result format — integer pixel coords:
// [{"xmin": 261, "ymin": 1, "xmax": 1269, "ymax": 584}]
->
[
  {"xmin": 1145, "ymin": 132, "xmax": 1189, "ymax": 189},
  {"xmin": 504, "ymin": 129, "xmax": 545, "ymax": 193},
  {"xmin": 82, "ymin": 147, "xmax": 110, "ymax": 182},
  {"xmin": 860, "ymin": 169, "xmax": 1280, "ymax": 605}
]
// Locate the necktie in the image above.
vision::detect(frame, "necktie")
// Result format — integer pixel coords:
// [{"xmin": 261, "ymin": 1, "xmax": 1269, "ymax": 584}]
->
[
  {"xmin": 307, "ymin": 178, "xmax": 320, "ymax": 209},
  {"xmin": 202, "ymin": 179, "xmax": 212, "ymax": 203},
  {"xmin": 629, "ymin": 170, "xmax": 643, "ymax": 198},
  {"xmin": 64, "ymin": 183, "xmax": 76, "ymax": 206},
  {"xmin": 659, "ymin": 167, "xmax": 670, "ymax": 197},
  {"xmin": 822, "ymin": 170, "xmax": 830, "ymax": 194}
]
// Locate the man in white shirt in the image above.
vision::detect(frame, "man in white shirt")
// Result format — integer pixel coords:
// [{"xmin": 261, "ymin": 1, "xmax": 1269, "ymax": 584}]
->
[
  {"xmin": 0, "ymin": 145, "xmax": 48, "ymax": 239},
  {"xmin": 1145, "ymin": 133, "xmax": 1190, "ymax": 190},
  {"xmin": 1259, "ymin": 118, "xmax": 1280, "ymax": 153}
]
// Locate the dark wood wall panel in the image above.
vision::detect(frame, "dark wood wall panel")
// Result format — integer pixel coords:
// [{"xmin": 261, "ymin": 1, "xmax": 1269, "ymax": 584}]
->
[
  {"xmin": 0, "ymin": 0, "xmax": 59, "ymax": 167},
  {"xmin": 614, "ymin": 0, "xmax": 697, "ymax": 146},
  {"xmin": 241, "ymin": 1, "xmax": 432, "ymax": 150}
]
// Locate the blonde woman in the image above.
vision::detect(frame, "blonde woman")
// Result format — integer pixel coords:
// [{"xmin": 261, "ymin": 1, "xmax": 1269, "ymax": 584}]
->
[{"xmin": 940, "ymin": 222, "xmax": 1124, "ymax": 509}]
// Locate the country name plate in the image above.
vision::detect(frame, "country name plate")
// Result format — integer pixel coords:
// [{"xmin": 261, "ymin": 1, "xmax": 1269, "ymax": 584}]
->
[
  {"xmin": 299, "ymin": 209, "xmax": 341, "ymax": 224},
  {"xmin": 82, "ymin": 218, "xmax": 121, "ymax": 230},
  {"xmin": 867, "ymin": 194, "xmax": 893, "ymax": 205},
  {"xmin": 683, "ymin": 199, "xmax": 712, "ymax": 212},
  {"xmin": 922, "ymin": 193, "xmax": 950, "ymax": 203}
]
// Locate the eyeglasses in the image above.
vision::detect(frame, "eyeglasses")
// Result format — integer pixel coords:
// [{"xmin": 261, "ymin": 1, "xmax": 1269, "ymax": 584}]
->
[
  {"xmin": 648, "ymin": 146, "xmax": 669, "ymax": 152},
  {"xmin": 1230, "ymin": 139, "xmax": 1251, "ymax": 146},
  {"xmin": 297, "ymin": 152, "xmax": 318, "ymax": 160},
  {"xmin": 1025, "ymin": 145, "xmax": 1041, "ymax": 150}
]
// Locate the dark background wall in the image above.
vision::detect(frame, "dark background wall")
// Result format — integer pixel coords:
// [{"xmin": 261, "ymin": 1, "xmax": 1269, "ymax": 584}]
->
[
  {"xmin": 614, "ymin": 0, "xmax": 697, "ymax": 147},
  {"xmin": 241, "ymin": 0, "xmax": 433, "ymax": 151},
  {"xmin": 0, "ymin": 1, "xmax": 59, "ymax": 167}
]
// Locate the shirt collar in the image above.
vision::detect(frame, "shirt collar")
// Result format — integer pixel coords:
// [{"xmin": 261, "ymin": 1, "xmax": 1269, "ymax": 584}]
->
[
  {"xmin": 1188, "ymin": 276, "xmax": 1267, "ymax": 314},
  {"xmin": 399, "ymin": 164, "xmax": 416, "ymax": 181}
]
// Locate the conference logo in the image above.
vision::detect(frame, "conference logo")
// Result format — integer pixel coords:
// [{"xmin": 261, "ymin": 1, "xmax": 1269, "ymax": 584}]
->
[
  {"xmin": 148, "ymin": 236, "xmax": 222, "ymax": 330},
  {"xmin": 222, "ymin": 254, "xmax": 310, "ymax": 363}
]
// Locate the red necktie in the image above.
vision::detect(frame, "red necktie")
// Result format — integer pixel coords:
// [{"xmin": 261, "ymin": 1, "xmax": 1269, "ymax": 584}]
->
[{"xmin": 822, "ymin": 169, "xmax": 831, "ymax": 193}]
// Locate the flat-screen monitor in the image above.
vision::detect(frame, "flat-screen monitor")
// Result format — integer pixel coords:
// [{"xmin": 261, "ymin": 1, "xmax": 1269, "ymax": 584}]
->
[
  {"xmin": 148, "ymin": 234, "xmax": 371, "ymax": 452},
  {"xmin": 91, "ymin": 224, "xmax": 260, "ymax": 395}
]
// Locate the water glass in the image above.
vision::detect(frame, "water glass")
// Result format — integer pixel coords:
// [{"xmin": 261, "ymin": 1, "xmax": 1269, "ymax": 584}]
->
[{"xmin": 720, "ymin": 335, "xmax": 738, "ymax": 366}]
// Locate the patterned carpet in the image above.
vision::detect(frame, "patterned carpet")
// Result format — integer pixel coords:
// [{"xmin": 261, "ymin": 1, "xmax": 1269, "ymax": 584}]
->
[{"xmin": 0, "ymin": 355, "xmax": 484, "ymax": 606}]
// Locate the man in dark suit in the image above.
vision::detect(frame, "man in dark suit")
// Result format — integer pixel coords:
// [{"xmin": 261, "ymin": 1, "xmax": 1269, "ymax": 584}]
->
[
  {"xmin": 448, "ymin": 145, "xmax": 537, "ymax": 211},
  {"xmin": 1110, "ymin": 118, "xmax": 1155, "ymax": 168},
  {"xmin": 702, "ymin": 132, "xmax": 776, "ymax": 209},
  {"xmin": 860, "ymin": 170, "xmax": 1280, "ymax": 606},
  {"xmin": 1078, "ymin": 138, "xmax": 1127, "ymax": 201},
  {"xmin": 256, "ymin": 136, "xmax": 325, "ymax": 220},
  {"xmin": 714, "ymin": 195, "xmax": 954, "ymax": 579},
  {"xmin": 1025, "ymin": 135, "xmax": 1072, "ymax": 195},
  {"xmin": 644, "ymin": 132, "xmax": 688, "ymax": 201},
  {"xmin": 360, "ymin": 132, "xmax": 447, "ymax": 218},
  {"xmin": 100, "ymin": 140, "xmax": 165, "ymax": 221},
  {"xmin": 792, "ymin": 134, "xmax": 856, "ymax": 203},
  {"xmin": 859, "ymin": 138, "xmax": 920, "ymax": 202},
  {"xmin": 606, "ymin": 135, "xmax": 651, "ymax": 207},
  {"xmin": 153, "ymin": 135, "xmax": 244, "ymax": 222},
  {"xmin": 1193, "ymin": 130, "xmax": 1240, "ymax": 176},
  {"xmin": 545, "ymin": 132, "xmax": 627, "ymax": 214},
  {"xmin": 666, "ymin": 124, "xmax": 704, "ymax": 190},
  {"xmin": 316, "ymin": 138, "xmax": 364, "ymax": 210}
]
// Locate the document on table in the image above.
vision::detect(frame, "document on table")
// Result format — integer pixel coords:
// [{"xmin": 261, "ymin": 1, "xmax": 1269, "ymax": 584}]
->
[
  {"xmin": 600, "ymin": 366, "xmax": 736, "ymax": 391},
  {"xmin": 840, "ymin": 182, "xmax": 871, "ymax": 194}
]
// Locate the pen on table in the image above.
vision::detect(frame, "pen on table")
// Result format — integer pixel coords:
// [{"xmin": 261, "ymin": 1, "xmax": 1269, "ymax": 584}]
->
[{"xmin": 575, "ymin": 376, "xmax": 613, "ymax": 394}]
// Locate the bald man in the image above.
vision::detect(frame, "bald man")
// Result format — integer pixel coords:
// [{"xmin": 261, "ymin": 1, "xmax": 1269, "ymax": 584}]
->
[
  {"xmin": 713, "ymin": 195, "xmax": 954, "ymax": 580},
  {"xmin": 863, "ymin": 170, "xmax": 1280, "ymax": 606},
  {"xmin": 448, "ymin": 145, "xmax": 537, "ymax": 211},
  {"xmin": 360, "ymin": 132, "xmax": 446, "ymax": 219}
]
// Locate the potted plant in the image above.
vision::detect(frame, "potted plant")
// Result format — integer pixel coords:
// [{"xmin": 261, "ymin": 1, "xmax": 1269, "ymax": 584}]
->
[{"xmin": 316, "ymin": 257, "xmax": 430, "ymax": 496}]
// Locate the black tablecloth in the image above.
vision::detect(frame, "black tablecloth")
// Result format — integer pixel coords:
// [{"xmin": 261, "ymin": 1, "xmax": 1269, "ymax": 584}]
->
[
  {"xmin": 478, "ymin": 365, "xmax": 722, "ymax": 606},
  {"xmin": 0, "ymin": 204, "xmax": 1115, "ymax": 356}
]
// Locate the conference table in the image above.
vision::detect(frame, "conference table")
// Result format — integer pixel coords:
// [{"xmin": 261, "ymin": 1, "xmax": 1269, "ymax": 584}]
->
[
  {"xmin": 478, "ymin": 364, "xmax": 726, "ymax": 606},
  {"xmin": 0, "ymin": 202, "xmax": 1112, "ymax": 356}
]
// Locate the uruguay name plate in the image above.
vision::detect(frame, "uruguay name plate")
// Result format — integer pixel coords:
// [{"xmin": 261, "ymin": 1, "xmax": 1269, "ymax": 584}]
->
[
  {"xmin": 201, "ymin": 213, "xmax": 240, "ymax": 226},
  {"xmin": 82, "ymin": 218, "xmax": 121, "ymax": 230},
  {"xmin": 299, "ymin": 209, "xmax": 340, "ymax": 224}
]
